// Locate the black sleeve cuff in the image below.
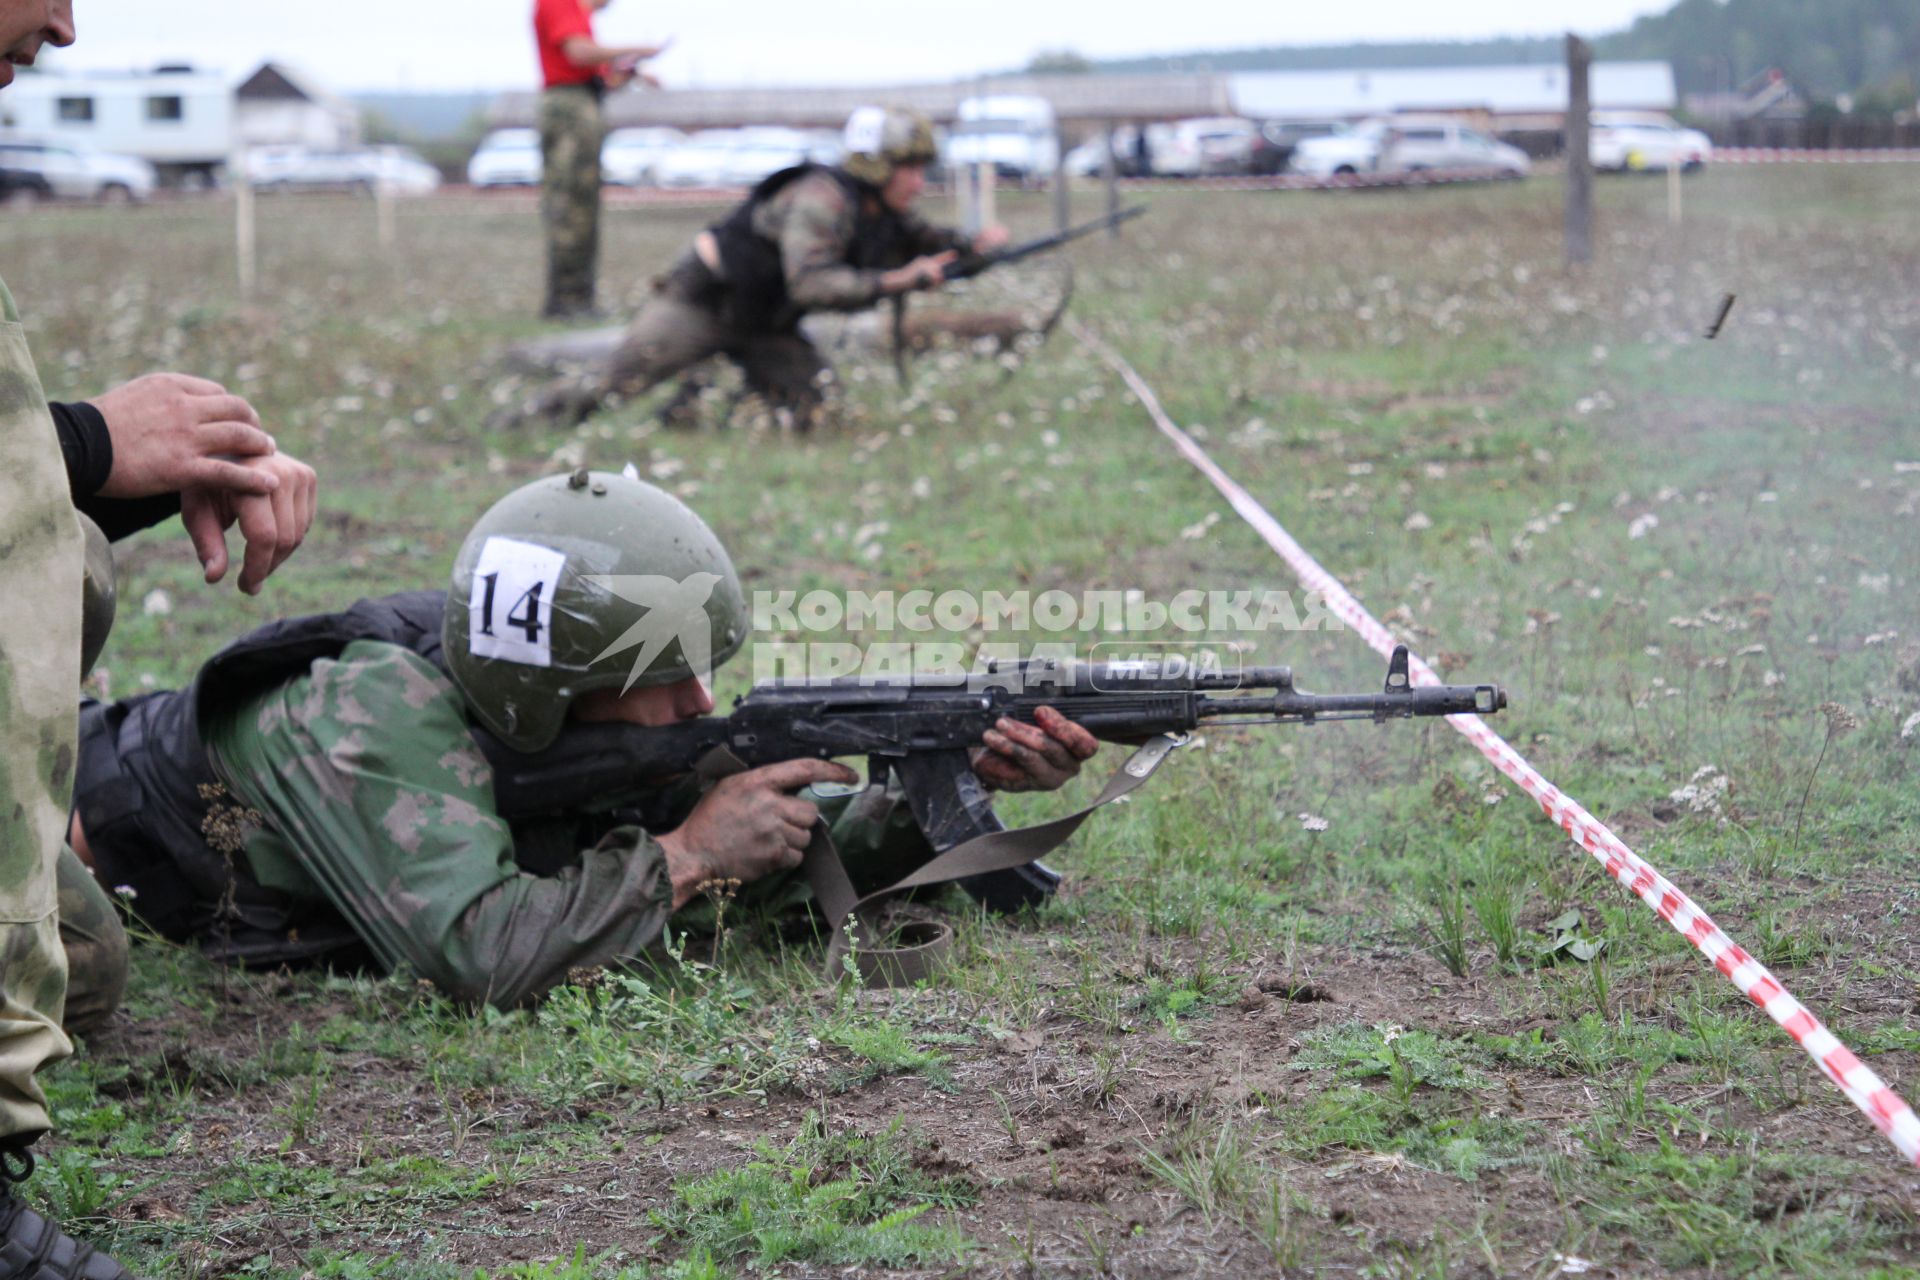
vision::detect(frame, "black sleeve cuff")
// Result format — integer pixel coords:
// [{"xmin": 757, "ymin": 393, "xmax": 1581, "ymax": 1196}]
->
[
  {"xmin": 49, "ymin": 400, "xmax": 112, "ymax": 502},
  {"xmin": 81, "ymin": 493, "xmax": 184, "ymax": 543}
]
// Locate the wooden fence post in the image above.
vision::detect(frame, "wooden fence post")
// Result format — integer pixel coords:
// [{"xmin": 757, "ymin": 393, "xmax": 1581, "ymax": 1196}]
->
[{"xmin": 1565, "ymin": 34, "xmax": 1593, "ymax": 268}]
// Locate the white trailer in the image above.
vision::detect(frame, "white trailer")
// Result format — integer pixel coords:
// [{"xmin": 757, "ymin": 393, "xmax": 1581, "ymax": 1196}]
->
[
  {"xmin": 0, "ymin": 67, "xmax": 232, "ymax": 185},
  {"xmin": 947, "ymin": 94, "xmax": 1060, "ymax": 184}
]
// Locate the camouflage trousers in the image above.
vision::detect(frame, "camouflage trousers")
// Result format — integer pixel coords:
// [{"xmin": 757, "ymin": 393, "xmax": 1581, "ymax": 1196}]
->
[
  {"xmin": 600, "ymin": 291, "xmax": 834, "ymax": 430},
  {"xmin": 539, "ymin": 85, "xmax": 604, "ymax": 318},
  {"xmin": 0, "ymin": 284, "xmax": 84, "ymax": 1141}
]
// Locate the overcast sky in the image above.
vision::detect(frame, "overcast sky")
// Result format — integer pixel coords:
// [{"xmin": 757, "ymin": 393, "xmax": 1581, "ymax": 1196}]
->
[{"xmin": 40, "ymin": 1, "xmax": 1676, "ymax": 93}]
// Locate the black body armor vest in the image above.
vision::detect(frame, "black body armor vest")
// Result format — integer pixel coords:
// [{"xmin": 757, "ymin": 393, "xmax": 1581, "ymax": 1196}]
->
[
  {"xmin": 74, "ymin": 592, "xmax": 452, "ymax": 964},
  {"xmin": 707, "ymin": 164, "xmax": 908, "ymax": 331}
]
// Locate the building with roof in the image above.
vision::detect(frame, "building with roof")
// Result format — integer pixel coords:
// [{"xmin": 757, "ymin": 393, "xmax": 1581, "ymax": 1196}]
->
[
  {"xmin": 486, "ymin": 62, "xmax": 1672, "ymax": 147},
  {"xmin": 234, "ymin": 62, "xmax": 362, "ymax": 151},
  {"xmin": 488, "ymin": 72, "xmax": 1230, "ymax": 132},
  {"xmin": 1228, "ymin": 61, "xmax": 1677, "ymax": 130}
]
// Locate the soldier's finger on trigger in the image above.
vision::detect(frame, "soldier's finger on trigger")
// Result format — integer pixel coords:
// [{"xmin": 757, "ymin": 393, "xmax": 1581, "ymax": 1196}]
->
[{"xmin": 774, "ymin": 795, "xmax": 818, "ymax": 829}]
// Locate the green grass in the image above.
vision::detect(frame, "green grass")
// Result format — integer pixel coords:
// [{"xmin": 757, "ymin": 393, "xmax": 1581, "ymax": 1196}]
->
[
  {"xmin": 652, "ymin": 1112, "xmax": 974, "ymax": 1270},
  {"xmin": 7, "ymin": 166, "xmax": 1920, "ymax": 1273}
]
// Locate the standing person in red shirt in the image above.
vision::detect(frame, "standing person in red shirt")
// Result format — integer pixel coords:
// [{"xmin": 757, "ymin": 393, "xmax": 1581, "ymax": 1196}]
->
[{"xmin": 532, "ymin": 0, "xmax": 667, "ymax": 319}]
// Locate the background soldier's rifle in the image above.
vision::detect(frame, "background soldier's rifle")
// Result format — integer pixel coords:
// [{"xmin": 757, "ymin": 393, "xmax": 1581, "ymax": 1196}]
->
[
  {"xmin": 889, "ymin": 204, "xmax": 1149, "ymax": 384},
  {"xmin": 478, "ymin": 645, "xmax": 1506, "ymax": 913}
]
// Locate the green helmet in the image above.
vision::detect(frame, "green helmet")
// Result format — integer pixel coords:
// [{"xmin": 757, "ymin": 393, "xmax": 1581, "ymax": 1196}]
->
[
  {"xmin": 842, "ymin": 105, "xmax": 938, "ymax": 186},
  {"xmin": 443, "ymin": 468, "xmax": 749, "ymax": 753},
  {"xmin": 77, "ymin": 512, "xmax": 116, "ymax": 679}
]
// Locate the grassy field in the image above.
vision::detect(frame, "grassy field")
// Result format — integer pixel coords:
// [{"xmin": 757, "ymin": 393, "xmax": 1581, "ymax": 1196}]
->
[{"xmin": 5, "ymin": 164, "xmax": 1919, "ymax": 1278}]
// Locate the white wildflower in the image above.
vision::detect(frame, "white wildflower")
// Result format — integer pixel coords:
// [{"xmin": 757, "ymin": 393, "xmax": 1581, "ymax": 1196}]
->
[
  {"xmin": 1763, "ymin": 670, "xmax": 1784, "ymax": 687},
  {"xmin": 1858, "ymin": 573, "xmax": 1890, "ymax": 594},
  {"xmin": 141, "ymin": 589, "xmax": 172, "ymax": 617},
  {"xmin": 1180, "ymin": 512, "xmax": 1222, "ymax": 540},
  {"xmin": 1298, "ymin": 813, "xmax": 1329, "ymax": 832},
  {"xmin": 1628, "ymin": 513, "xmax": 1659, "ymax": 539},
  {"xmin": 1757, "ymin": 491, "xmax": 1778, "ymax": 503},
  {"xmin": 1902, "ymin": 711, "xmax": 1920, "ymax": 741},
  {"xmin": 1403, "ymin": 512, "xmax": 1432, "ymax": 531}
]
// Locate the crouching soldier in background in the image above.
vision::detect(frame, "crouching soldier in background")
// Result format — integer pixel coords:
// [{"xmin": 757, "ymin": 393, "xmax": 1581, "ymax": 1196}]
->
[
  {"xmin": 65, "ymin": 472, "xmax": 1095, "ymax": 1012},
  {"xmin": 502, "ymin": 106, "xmax": 1010, "ymax": 433}
]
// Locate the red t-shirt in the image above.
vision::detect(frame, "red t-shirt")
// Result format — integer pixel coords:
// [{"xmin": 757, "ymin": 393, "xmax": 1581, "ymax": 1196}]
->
[{"xmin": 534, "ymin": 0, "xmax": 598, "ymax": 88}]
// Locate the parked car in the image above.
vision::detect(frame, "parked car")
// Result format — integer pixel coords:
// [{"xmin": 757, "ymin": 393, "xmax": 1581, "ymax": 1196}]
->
[
  {"xmin": 1589, "ymin": 112, "xmax": 1712, "ymax": 172},
  {"xmin": 468, "ymin": 128, "xmax": 542, "ymax": 187},
  {"xmin": 947, "ymin": 94, "xmax": 1058, "ymax": 183},
  {"xmin": 1150, "ymin": 117, "xmax": 1259, "ymax": 177},
  {"xmin": 1063, "ymin": 124, "xmax": 1157, "ymax": 178},
  {"xmin": 0, "ymin": 161, "xmax": 51, "ymax": 205},
  {"xmin": 654, "ymin": 130, "xmax": 750, "ymax": 188},
  {"xmin": 1289, "ymin": 116, "xmax": 1530, "ymax": 178},
  {"xmin": 0, "ymin": 139, "xmax": 155, "ymax": 201},
  {"xmin": 601, "ymin": 126, "xmax": 683, "ymax": 186},
  {"xmin": 1248, "ymin": 119, "xmax": 1340, "ymax": 175},
  {"xmin": 247, "ymin": 145, "xmax": 440, "ymax": 195}
]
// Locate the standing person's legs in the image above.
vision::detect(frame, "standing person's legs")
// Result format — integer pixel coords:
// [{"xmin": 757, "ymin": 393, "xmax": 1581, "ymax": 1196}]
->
[
  {"xmin": 0, "ymin": 308, "xmax": 132, "ymax": 1273},
  {"xmin": 538, "ymin": 86, "xmax": 604, "ymax": 319}
]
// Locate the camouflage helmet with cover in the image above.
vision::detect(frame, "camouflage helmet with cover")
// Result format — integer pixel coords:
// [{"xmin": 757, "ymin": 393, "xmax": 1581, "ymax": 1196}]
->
[
  {"xmin": 443, "ymin": 468, "xmax": 749, "ymax": 753},
  {"xmin": 841, "ymin": 105, "xmax": 938, "ymax": 186}
]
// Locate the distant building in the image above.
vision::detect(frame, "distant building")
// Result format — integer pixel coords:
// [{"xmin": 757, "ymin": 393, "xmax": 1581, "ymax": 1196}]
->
[
  {"xmin": 234, "ymin": 62, "xmax": 361, "ymax": 151},
  {"xmin": 1228, "ymin": 62, "xmax": 1678, "ymax": 130},
  {"xmin": 0, "ymin": 65, "xmax": 231, "ymax": 183},
  {"xmin": 485, "ymin": 63, "xmax": 1673, "ymax": 143},
  {"xmin": 1683, "ymin": 69, "xmax": 1807, "ymax": 124},
  {"xmin": 488, "ymin": 73, "xmax": 1230, "ymax": 132}
]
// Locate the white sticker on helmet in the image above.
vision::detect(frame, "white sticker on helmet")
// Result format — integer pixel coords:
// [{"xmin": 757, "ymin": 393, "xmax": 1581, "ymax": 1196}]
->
[
  {"xmin": 468, "ymin": 536, "xmax": 566, "ymax": 667},
  {"xmin": 844, "ymin": 105, "xmax": 886, "ymax": 155}
]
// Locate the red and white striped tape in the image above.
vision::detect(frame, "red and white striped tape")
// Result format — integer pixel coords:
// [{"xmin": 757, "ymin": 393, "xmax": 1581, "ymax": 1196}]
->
[
  {"xmin": 1716, "ymin": 147, "xmax": 1920, "ymax": 164},
  {"xmin": 1068, "ymin": 318, "xmax": 1920, "ymax": 1165}
]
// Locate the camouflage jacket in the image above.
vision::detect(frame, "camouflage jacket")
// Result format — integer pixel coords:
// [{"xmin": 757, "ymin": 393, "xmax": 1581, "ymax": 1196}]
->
[
  {"xmin": 204, "ymin": 639, "xmax": 929, "ymax": 1008},
  {"xmin": 751, "ymin": 169, "xmax": 969, "ymax": 313}
]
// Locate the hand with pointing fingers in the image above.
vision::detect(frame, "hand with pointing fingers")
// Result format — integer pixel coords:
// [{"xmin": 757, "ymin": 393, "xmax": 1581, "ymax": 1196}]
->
[{"xmin": 86, "ymin": 372, "xmax": 318, "ymax": 593}]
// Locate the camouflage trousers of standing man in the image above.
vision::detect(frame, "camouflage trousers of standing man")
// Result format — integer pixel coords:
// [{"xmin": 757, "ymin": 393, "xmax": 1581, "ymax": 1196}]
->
[
  {"xmin": 539, "ymin": 85, "xmax": 605, "ymax": 319},
  {"xmin": 0, "ymin": 281, "xmax": 84, "ymax": 1144}
]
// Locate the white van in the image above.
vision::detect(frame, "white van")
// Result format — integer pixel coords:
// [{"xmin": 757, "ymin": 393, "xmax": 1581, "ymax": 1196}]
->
[{"xmin": 946, "ymin": 95, "xmax": 1059, "ymax": 184}]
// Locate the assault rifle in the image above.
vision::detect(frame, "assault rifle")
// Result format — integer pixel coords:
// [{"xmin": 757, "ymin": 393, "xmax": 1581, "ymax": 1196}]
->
[
  {"xmin": 478, "ymin": 645, "xmax": 1506, "ymax": 913},
  {"xmin": 888, "ymin": 204, "xmax": 1147, "ymax": 384},
  {"xmin": 944, "ymin": 204, "xmax": 1148, "ymax": 281}
]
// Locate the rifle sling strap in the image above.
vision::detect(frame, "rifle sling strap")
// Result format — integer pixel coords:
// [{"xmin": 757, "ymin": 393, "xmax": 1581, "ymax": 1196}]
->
[{"xmin": 697, "ymin": 734, "xmax": 1184, "ymax": 986}]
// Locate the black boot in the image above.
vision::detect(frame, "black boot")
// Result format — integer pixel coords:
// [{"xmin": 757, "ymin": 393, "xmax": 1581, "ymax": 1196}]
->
[{"xmin": 0, "ymin": 1141, "xmax": 136, "ymax": 1279}]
